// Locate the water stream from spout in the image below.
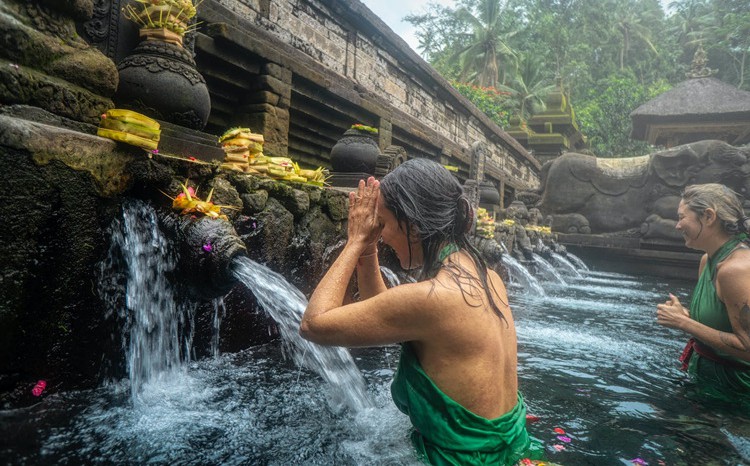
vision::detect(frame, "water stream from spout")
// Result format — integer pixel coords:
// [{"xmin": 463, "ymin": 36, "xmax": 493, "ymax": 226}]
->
[
  {"xmin": 211, "ymin": 297, "xmax": 226, "ymax": 358},
  {"xmin": 231, "ymin": 256, "xmax": 373, "ymax": 413},
  {"xmin": 532, "ymin": 253, "xmax": 567, "ymax": 285},
  {"xmin": 565, "ymin": 251, "xmax": 590, "ymax": 271},
  {"xmin": 550, "ymin": 252, "xmax": 583, "ymax": 278},
  {"xmin": 502, "ymin": 254, "xmax": 546, "ymax": 296},
  {"xmin": 99, "ymin": 200, "xmax": 196, "ymax": 403}
]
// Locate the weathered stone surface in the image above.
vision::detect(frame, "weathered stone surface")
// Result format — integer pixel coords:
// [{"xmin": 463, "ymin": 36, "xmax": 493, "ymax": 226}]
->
[
  {"xmin": 252, "ymin": 75, "xmax": 292, "ymax": 97},
  {"xmin": 0, "ymin": 115, "xmax": 136, "ymax": 196},
  {"xmin": 39, "ymin": 0, "xmax": 94, "ymax": 20},
  {"xmin": 247, "ymin": 197, "xmax": 295, "ymax": 269},
  {"xmin": 241, "ymin": 190, "xmax": 269, "ymax": 214},
  {"xmin": 262, "ymin": 62, "xmax": 292, "ymax": 83},
  {"xmin": 0, "ymin": 64, "xmax": 114, "ymax": 124},
  {"xmin": 323, "ymin": 188, "xmax": 349, "ymax": 221},
  {"xmin": 206, "ymin": 176, "xmax": 243, "ymax": 220},
  {"xmin": 0, "ymin": 0, "xmax": 118, "ymax": 97}
]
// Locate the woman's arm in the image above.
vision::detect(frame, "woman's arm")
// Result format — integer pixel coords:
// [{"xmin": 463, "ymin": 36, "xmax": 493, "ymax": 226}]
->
[
  {"xmin": 300, "ymin": 280, "xmax": 438, "ymax": 347},
  {"xmin": 657, "ymin": 255, "xmax": 750, "ymax": 362},
  {"xmin": 356, "ymin": 245, "xmax": 388, "ymax": 299}
]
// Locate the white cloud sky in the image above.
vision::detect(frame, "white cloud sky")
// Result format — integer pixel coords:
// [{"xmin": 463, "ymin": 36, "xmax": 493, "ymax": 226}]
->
[{"xmin": 360, "ymin": 0, "xmax": 449, "ymax": 54}]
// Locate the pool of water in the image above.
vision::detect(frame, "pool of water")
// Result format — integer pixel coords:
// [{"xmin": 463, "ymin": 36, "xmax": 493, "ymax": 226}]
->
[{"xmin": 2, "ymin": 268, "xmax": 750, "ymax": 465}]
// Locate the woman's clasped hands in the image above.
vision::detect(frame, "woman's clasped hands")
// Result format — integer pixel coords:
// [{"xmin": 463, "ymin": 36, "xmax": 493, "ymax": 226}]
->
[{"xmin": 348, "ymin": 177, "xmax": 383, "ymax": 252}]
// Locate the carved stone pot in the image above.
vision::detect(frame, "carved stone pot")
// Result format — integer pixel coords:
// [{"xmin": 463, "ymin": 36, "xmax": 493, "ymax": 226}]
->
[
  {"xmin": 330, "ymin": 128, "xmax": 380, "ymax": 174},
  {"xmin": 479, "ymin": 180, "xmax": 500, "ymax": 206},
  {"xmin": 115, "ymin": 37, "xmax": 210, "ymax": 130}
]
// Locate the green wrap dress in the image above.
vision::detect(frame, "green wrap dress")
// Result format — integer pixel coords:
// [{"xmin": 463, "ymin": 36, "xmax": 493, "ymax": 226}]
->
[
  {"xmin": 391, "ymin": 343, "xmax": 532, "ymax": 465},
  {"xmin": 684, "ymin": 234, "xmax": 750, "ymax": 391}
]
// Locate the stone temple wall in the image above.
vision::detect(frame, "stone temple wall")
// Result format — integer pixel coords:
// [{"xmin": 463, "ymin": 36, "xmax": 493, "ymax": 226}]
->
[{"xmin": 197, "ymin": 0, "xmax": 540, "ymax": 192}]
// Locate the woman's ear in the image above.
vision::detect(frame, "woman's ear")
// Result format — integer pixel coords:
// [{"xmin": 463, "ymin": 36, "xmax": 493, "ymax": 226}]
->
[{"xmin": 703, "ymin": 208, "xmax": 717, "ymax": 225}]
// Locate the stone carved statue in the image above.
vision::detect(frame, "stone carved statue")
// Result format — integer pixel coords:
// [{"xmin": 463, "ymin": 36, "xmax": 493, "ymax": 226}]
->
[
  {"xmin": 532, "ymin": 140, "xmax": 750, "ymax": 240},
  {"xmin": 0, "ymin": 0, "xmax": 118, "ymax": 123}
]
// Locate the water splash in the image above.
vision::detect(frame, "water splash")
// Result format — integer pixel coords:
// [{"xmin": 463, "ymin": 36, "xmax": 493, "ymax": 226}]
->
[
  {"xmin": 532, "ymin": 253, "xmax": 567, "ymax": 285},
  {"xmin": 379, "ymin": 266, "xmax": 401, "ymax": 287},
  {"xmin": 501, "ymin": 254, "xmax": 546, "ymax": 296},
  {"xmin": 99, "ymin": 200, "xmax": 195, "ymax": 402},
  {"xmin": 232, "ymin": 256, "xmax": 372, "ymax": 412}
]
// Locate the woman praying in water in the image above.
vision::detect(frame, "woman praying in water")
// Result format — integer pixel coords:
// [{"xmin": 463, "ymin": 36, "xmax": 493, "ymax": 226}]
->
[
  {"xmin": 300, "ymin": 159, "xmax": 533, "ymax": 465},
  {"xmin": 657, "ymin": 183, "xmax": 750, "ymax": 392}
]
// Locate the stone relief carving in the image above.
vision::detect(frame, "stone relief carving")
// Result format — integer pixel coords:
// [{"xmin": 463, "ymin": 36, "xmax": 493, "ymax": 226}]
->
[{"xmin": 531, "ymin": 140, "xmax": 750, "ymax": 240}]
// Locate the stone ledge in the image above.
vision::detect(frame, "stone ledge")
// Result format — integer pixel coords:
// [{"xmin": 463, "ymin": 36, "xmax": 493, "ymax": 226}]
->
[{"xmin": 558, "ymin": 232, "xmax": 701, "ymax": 279}]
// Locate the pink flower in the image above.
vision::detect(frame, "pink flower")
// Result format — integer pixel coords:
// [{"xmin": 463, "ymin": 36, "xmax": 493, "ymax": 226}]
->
[
  {"xmin": 31, "ymin": 380, "xmax": 46, "ymax": 397},
  {"xmin": 202, "ymin": 243, "xmax": 213, "ymax": 252},
  {"xmin": 630, "ymin": 459, "xmax": 647, "ymax": 465},
  {"xmin": 556, "ymin": 435, "xmax": 571, "ymax": 443},
  {"xmin": 553, "ymin": 444, "xmax": 565, "ymax": 452}
]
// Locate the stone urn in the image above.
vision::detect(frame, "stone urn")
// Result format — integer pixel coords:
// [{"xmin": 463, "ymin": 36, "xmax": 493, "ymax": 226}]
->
[
  {"xmin": 479, "ymin": 180, "xmax": 500, "ymax": 206},
  {"xmin": 115, "ymin": 29, "xmax": 211, "ymax": 130},
  {"xmin": 330, "ymin": 127, "xmax": 380, "ymax": 174}
]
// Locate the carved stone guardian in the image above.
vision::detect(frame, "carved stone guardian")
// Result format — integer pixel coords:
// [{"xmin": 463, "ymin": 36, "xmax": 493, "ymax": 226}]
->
[{"xmin": 0, "ymin": 0, "xmax": 118, "ymax": 124}]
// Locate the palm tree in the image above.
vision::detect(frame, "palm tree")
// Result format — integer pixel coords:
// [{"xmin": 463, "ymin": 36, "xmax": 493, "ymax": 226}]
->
[
  {"xmin": 611, "ymin": 0, "xmax": 660, "ymax": 70},
  {"xmin": 495, "ymin": 54, "xmax": 556, "ymax": 121},
  {"xmin": 452, "ymin": 0, "xmax": 519, "ymax": 88}
]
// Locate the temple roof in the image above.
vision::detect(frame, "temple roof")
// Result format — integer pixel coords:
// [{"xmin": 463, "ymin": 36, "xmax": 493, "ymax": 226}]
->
[{"xmin": 630, "ymin": 78, "xmax": 750, "ymax": 140}]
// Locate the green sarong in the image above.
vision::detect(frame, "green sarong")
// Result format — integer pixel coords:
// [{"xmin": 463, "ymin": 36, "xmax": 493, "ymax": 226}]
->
[
  {"xmin": 686, "ymin": 234, "xmax": 750, "ymax": 391},
  {"xmin": 391, "ymin": 343, "xmax": 531, "ymax": 465}
]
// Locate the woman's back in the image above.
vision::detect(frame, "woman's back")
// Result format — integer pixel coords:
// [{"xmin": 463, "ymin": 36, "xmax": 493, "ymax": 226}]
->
[{"xmin": 411, "ymin": 250, "xmax": 518, "ymax": 419}]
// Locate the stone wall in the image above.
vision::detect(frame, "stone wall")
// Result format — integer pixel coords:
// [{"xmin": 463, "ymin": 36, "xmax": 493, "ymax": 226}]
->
[
  {"xmin": 195, "ymin": 0, "xmax": 540, "ymax": 193},
  {"xmin": 0, "ymin": 108, "xmax": 352, "ymax": 405}
]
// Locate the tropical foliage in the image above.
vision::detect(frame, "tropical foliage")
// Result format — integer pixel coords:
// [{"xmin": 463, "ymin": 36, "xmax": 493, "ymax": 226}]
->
[
  {"xmin": 406, "ymin": 0, "xmax": 749, "ymax": 157},
  {"xmin": 451, "ymin": 81, "xmax": 512, "ymax": 128}
]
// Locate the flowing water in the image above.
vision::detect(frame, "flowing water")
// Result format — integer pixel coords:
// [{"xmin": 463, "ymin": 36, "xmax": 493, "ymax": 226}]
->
[
  {"xmin": 532, "ymin": 253, "xmax": 568, "ymax": 285},
  {"xmin": 2, "ymin": 220, "xmax": 750, "ymax": 464}
]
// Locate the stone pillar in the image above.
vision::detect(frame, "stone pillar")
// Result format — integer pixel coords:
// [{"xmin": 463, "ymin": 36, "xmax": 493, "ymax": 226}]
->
[
  {"xmin": 469, "ymin": 141, "xmax": 486, "ymax": 185},
  {"xmin": 499, "ymin": 179, "xmax": 506, "ymax": 209},
  {"xmin": 463, "ymin": 141, "xmax": 488, "ymax": 235},
  {"xmin": 378, "ymin": 118, "xmax": 392, "ymax": 151},
  {"xmin": 241, "ymin": 62, "xmax": 292, "ymax": 157}
]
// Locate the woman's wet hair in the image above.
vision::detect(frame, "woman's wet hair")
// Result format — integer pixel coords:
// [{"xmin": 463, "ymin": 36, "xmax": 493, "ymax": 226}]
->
[
  {"xmin": 682, "ymin": 183, "xmax": 750, "ymax": 235},
  {"xmin": 379, "ymin": 158, "xmax": 507, "ymax": 321}
]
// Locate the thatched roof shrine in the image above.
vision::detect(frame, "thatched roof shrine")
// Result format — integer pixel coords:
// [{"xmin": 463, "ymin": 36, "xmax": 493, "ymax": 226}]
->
[{"xmin": 630, "ymin": 47, "xmax": 750, "ymax": 147}]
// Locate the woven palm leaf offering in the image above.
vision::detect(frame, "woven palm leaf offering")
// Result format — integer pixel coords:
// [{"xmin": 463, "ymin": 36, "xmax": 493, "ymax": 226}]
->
[
  {"xmin": 219, "ymin": 127, "xmax": 265, "ymax": 172},
  {"xmin": 97, "ymin": 109, "xmax": 161, "ymax": 151},
  {"xmin": 161, "ymin": 179, "xmax": 236, "ymax": 221},
  {"xmin": 476, "ymin": 207, "xmax": 496, "ymax": 239}
]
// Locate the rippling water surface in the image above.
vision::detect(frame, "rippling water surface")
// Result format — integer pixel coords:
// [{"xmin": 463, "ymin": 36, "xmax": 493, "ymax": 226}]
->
[{"xmin": 2, "ymin": 263, "xmax": 750, "ymax": 465}]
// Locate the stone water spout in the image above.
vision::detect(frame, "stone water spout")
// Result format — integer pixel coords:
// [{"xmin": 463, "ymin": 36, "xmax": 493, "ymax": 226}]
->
[{"xmin": 160, "ymin": 214, "xmax": 247, "ymax": 300}]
